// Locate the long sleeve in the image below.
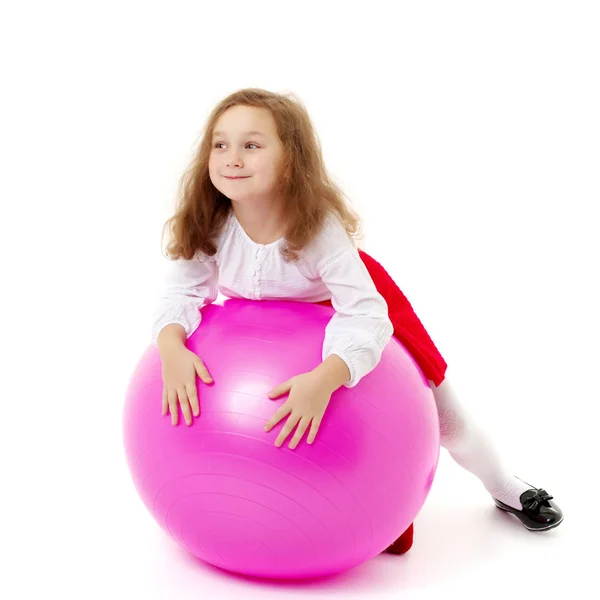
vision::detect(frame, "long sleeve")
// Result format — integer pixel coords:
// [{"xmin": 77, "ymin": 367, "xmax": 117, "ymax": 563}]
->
[
  {"xmin": 150, "ymin": 253, "xmax": 219, "ymax": 346},
  {"xmin": 318, "ymin": 248, "xmax": 394, "ymax": 388}
]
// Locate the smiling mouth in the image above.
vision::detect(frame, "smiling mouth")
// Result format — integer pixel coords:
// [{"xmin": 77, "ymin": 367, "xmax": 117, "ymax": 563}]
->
[{"xmin": 224, "ymin": 176, "xmax": 249, "ymax": 179}]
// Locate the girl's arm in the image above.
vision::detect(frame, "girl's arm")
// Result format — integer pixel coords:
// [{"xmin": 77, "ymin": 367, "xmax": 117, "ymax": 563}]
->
[
  {"xmin": 311, "ymin": 354, "xmax": 352, "ymax": 391},
  {"xmin": 317, "ymin": 248, "xmax": 394, "ymax": 389},
  {"xmin": 151, "ymin": 253, "xmax": 219, "ymax": 347}
]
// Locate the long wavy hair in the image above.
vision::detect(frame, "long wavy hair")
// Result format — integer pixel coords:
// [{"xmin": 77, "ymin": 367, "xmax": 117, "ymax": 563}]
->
[{"xmin": 162, "ymin": 88, "xmax": 363, "ymax": 263}]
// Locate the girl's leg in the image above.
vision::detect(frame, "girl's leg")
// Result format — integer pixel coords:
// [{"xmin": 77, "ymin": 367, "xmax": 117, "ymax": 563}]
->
[
  {"xmin": 428, "ymin": 376, "xmax": 535, "ymax": 509},
  {"xmin": 386, "ymin": 374, "xmax": 529, "ymax": 555}
]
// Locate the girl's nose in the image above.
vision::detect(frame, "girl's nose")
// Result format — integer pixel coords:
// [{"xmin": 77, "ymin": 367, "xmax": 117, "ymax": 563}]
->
[{"xmin": 227, "ymin": 152, "xmax": 243, "ymax": 167}]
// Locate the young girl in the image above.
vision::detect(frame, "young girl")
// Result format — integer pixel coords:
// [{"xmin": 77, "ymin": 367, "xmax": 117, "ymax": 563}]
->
[{"xmin": 151, "ymin": 88, "xmax": 563, "ymax": 554}]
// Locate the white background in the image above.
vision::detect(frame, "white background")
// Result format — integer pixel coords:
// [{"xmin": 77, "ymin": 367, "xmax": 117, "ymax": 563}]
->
[{"xmin": 2, "ymin": 1, "xmax": 598, "ymax": 598}]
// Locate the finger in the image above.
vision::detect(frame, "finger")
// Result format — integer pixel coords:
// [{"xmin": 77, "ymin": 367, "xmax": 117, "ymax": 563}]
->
[
  {"xmin": 185, "ymin": 382, "xmax": 200, "ymax": 417},
  {"xmin": 289, "ymin": 416, "xmax": 312, "ymax": 449},
  {"xmin": 275, "ymin": 413, "xmax": 302, "ymax": 448},
  {"xmin": 177, "ymin": 387, "xmax": 193, "ymax": 426},
  {"xmin": 168, "ymin": 388, "xmax": 179, "ymax": 426},
  {"xmin": 162, "ymin": 387, "xmax": 168, "ymax": 416},
  {"xmin": 264, "ymin": 403, "xmax": 292, "ymax": 432},
  {"xmin": 268, "ymin": 381, "xmax": 292, "ymax": 399},
  {"xmin": 194, "ymin": 358, "xmax": 213, "ymax": 384},
  {"xmin": 307, "ymin": 414, "xmax": 323, "ymax": 444}
]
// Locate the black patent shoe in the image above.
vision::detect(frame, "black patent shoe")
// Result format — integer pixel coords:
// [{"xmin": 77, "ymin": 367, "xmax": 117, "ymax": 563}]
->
[{"xmin": 493, "ymin": 485, "xmax": 564, "ymax": 531}]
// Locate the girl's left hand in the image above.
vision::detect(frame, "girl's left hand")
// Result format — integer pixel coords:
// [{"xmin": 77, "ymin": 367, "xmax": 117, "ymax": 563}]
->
[{"xmin": 264, "ymin": 371, "xmax": 334, "ymax": 449}]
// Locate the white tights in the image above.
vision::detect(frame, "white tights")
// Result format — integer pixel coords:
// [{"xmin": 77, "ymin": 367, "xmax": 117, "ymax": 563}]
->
[{"xmin": 428, "ymin": 376, "xmax": 531, "ymax": 507}]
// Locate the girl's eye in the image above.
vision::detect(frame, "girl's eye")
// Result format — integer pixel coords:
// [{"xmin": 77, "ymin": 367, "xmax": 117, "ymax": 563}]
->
[{"xmin": 214, "ymin": 143, "xmax": 258, "ymax": 149}]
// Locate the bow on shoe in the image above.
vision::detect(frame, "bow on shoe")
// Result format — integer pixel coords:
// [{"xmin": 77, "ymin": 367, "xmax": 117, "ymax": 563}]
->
[{"xmin": 522, "ymin": 489, "xmax": 554, "ymax": 512}]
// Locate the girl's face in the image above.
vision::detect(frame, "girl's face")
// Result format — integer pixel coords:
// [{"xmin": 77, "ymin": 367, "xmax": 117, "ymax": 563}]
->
[{"xmin": 209, "ymin": 105, "xmax": 286, "ymax": 204}]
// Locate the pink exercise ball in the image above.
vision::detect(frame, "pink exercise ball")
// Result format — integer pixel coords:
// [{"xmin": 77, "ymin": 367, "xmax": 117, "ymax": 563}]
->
[{"xmin": 123, "ymin": 298, "xmax": 440, "ymax": 580}]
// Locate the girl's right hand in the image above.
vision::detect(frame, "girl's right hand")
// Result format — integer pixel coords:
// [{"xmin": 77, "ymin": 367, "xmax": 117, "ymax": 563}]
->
[{"xmin": 160, "ymin": 346, "xmax": 213, "ymax": 426}]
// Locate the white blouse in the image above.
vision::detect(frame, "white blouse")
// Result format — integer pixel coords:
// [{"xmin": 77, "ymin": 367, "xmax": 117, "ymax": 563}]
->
[{"xmin": 151, "ymin": 210, "xmax": 394, "ymax": 388}]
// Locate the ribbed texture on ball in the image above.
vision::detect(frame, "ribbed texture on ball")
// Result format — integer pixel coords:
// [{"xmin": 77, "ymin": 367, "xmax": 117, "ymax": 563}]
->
[{"xmin": 123, "ymin": 299, "xmax": 440, "ymax": 580}]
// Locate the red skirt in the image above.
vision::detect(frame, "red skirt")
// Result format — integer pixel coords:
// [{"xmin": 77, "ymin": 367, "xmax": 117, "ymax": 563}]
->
[{"xmin": 315, "ymin": 248, "xmax": 447, "ymax": 387}]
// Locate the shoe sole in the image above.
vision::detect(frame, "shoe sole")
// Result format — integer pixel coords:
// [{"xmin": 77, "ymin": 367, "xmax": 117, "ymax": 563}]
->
[{"xmin": 493, "ymin": 500, "xmax": 564, "ymax": 531}]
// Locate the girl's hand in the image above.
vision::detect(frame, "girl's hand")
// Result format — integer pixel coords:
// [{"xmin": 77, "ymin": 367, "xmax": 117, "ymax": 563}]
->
[
  {"xmin": 160, "ymin": 346, "xmax": 213, "ymax": 426},
  {"xmin": 264, "ymin": 371, "xmax": 334, "ymax": 449}
]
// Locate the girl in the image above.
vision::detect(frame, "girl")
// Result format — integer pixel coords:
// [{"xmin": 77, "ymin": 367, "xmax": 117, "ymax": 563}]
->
[{"xmin": 152, "ymin": 88, "xmax": 563, "ymax": 555}]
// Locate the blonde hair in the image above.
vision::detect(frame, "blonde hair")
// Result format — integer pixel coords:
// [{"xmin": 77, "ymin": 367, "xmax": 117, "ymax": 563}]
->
[{"xmin": 162, "ymin": 87, "xmax": 363, "ymax": 263}]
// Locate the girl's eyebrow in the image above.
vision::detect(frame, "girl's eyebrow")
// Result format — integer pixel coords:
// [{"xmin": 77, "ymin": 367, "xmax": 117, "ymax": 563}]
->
[{"xmin": 213, "ymin": 130, "xmax": 267, "ymax": 138}]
